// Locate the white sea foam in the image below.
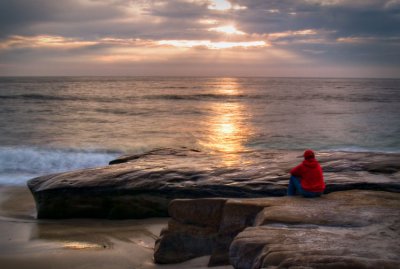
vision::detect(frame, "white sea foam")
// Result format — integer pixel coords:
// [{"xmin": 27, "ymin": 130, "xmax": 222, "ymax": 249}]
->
[{"xmin": 0, "ymin": 146, "xmax": 120, "ymax": 185}]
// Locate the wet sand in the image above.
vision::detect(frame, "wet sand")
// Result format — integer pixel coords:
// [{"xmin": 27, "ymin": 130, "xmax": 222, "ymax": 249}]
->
[{"xmin": 0, "ymin": 185, "xmax": 232, "ymax": 269}]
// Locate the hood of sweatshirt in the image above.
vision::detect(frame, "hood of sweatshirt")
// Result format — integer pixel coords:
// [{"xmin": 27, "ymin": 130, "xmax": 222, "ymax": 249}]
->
[{"xmin": 302, "ymin": 158, "xmax": 319, "ymax": 168}]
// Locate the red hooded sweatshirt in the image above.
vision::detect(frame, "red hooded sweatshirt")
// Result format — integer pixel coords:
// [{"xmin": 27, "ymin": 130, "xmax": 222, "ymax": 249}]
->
[{"xmin": 290, "ymin": 158, "xmax": 325, "ymax": 193}]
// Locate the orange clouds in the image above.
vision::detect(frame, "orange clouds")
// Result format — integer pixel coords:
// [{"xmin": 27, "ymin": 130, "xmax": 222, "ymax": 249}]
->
[
  {"xmin": 0, "ymin": 35, "xmax": 97, "ymax": 50},
  {"xmin": 0, "ymin": 35, "xmax": 268, "ymax": 52},
  {"xmin": 157, "ymin": 40, "xmax": 267, "ymax": 49},
  {"xmin": 208, "ymin": 25, "xmax": 246, "ymax": 35}
]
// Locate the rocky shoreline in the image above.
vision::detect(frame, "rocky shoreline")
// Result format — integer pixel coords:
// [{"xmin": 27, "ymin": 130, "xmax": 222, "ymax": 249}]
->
[
  {"xmin": 27, "ymin": 149, "xmax": 400, "ymax": 219},
  {"xmin": 26, "ymin": 148, "xmax": 400, "ymax": 268},
  {"xmin": 155, "ymin": 190, "xmax": 400, "ymax": 268}
]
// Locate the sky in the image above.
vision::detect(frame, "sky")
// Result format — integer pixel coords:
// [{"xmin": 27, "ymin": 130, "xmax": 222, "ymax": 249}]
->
[{"xmin": 0, "ymin": 0, "xmax": 399, "ymax": 77}]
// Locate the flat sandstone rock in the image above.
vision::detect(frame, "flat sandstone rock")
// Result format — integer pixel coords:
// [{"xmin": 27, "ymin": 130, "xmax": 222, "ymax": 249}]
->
[
  {"xmin": 154, "ymin": 190, "xmax": 400, "ymax": 269},
  {"xmin": 27, "ymin": 148, "xmax": 400, "ymax": 218}
]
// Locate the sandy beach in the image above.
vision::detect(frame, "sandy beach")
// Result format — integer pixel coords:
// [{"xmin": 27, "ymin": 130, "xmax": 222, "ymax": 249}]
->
[{"xmin": 0, "ymin": 185, "xmax": 232, "ymax": 269}]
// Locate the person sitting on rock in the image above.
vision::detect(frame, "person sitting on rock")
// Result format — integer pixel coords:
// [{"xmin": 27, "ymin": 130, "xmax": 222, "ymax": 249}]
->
[{"xmin": 288, "ymin": 149, "xmax": 325, "ymax": 198}]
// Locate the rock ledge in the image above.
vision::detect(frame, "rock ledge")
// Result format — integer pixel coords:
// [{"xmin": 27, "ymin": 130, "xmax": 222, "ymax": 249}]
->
[
  {"xmin": 27, "ymin": 149, "xmax": 400, "ymax": 219},
  {"xmin": 154, "ymin": 190, "xmax": 400, "ymax": 269}
]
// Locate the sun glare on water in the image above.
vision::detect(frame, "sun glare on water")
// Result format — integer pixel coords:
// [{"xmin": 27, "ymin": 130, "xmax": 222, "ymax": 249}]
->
[{"xmin": 200, "ymin": 79, "xmax": 254, "ymax": 165}]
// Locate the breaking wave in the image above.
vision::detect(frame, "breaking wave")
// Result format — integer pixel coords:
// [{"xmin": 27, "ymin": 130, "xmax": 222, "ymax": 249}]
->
[{"xmin": 0, "ymin": 146, "xmax": 120, "ymax": 185}]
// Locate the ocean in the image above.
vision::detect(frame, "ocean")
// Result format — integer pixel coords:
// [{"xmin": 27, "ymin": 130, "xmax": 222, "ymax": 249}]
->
[{"xmin": 0, "ymin": 77, "xmax": 399, "ymax": 185}]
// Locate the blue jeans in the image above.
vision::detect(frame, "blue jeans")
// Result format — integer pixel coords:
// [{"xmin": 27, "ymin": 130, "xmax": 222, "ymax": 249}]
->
[{"xmin": 287, "ymin": 176, "xmax": 322, "ymax": 198}]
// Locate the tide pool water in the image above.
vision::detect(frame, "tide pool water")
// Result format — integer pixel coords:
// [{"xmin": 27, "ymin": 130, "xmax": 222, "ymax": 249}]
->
[{"xmin": 1, "ymin": 77, "xmax": 399, "ymax": 184}]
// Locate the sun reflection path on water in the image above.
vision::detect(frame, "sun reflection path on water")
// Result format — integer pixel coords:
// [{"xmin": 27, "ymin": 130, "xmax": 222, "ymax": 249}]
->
[{"xmin": 200, "ymin": 78, "xmax": 254, "ymax": 166}]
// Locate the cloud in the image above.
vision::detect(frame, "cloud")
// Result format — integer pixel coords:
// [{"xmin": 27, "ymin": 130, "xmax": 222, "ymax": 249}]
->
[
  {"xmin": 336, "ymin": 36, "xmax": 400, "ymax": 44},
  {"xmin": 0, "ymin": 35, "xmax": 98, "ymax": 50},
  {"xmin": 267, "ymin": 29, "xmax": 318, "ymax": 40},
  {"xmin": 207, "ymin": 0, "xmax": 247, "ymax": 10},
  {"xmin": 0, "ymin": 0, "xmax": 125, "ymax": 37},
  {"xmin": 157, "ymin": 39, "xmax": 267, "ymax": 49},
  {"xmin": 0, "ymin": 0, "xmax": 399, "ymax": 77},
  {"xmin": 2, "ymin": 0, "xmax": 398, "ymax": 40},
  {"xmin": 0, "ymin": 34, "xmax": 268, "ymax": 53},
  {"xmin": 208, "ymin": 25, "xmax": 246, "ymax": 35}
]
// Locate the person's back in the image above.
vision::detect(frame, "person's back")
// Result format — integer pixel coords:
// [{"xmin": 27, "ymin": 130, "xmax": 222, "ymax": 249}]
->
[{"xmin": 287, "ymin": 149, "xmax": 325, "ymax": 197}]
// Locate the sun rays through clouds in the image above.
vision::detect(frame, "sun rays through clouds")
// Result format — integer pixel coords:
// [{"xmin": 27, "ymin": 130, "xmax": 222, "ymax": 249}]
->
[{"xmin": 0, "ymin": 0, "xmax": 399, "ymax": 77}]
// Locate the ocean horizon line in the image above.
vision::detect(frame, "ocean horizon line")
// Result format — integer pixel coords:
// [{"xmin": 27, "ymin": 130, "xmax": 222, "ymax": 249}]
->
[{"xmin": 1, "ymin": 75, "xmax": 399, "ymax": 80}]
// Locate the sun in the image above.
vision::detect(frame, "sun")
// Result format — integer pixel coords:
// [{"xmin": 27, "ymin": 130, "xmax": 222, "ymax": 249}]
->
[{"xmin": 209, "ymin": 25, "xmax": 245, "ymax": 35}]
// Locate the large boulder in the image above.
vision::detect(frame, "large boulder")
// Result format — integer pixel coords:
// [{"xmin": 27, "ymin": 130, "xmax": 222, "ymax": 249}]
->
[
  {"xmin": 154, "ymin": 190, "xmax": 400, "ymax": 268},
  {"xmin": 27, "ymin": 148, "xmax": 400, "ymax": 218}
]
